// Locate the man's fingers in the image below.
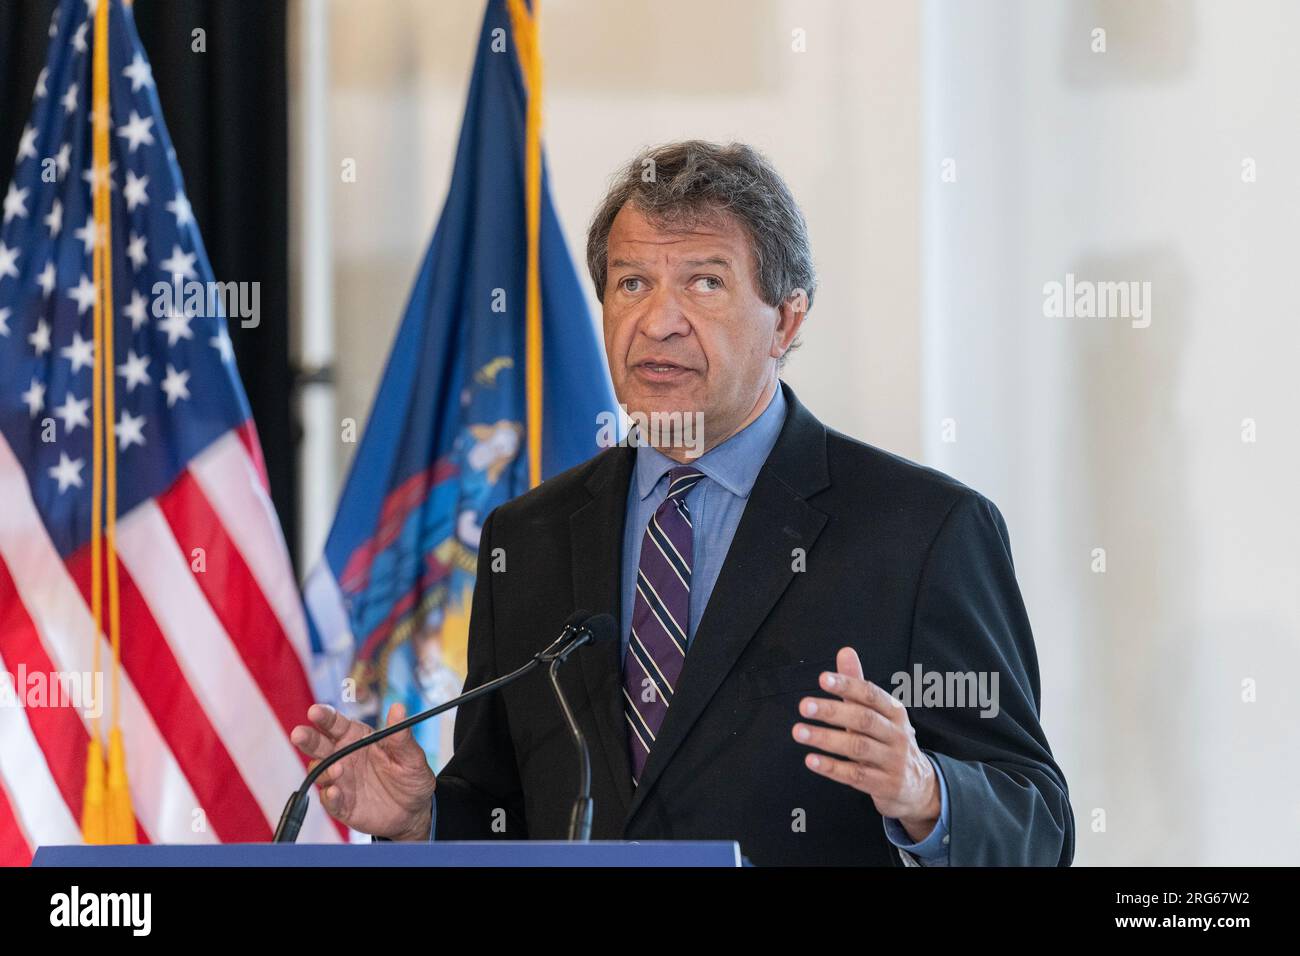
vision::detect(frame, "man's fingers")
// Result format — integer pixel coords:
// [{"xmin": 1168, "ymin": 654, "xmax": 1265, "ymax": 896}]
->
[
  {"xmin": 819, "ymin": 667, "xmax": 906, "ymax": 722},
  {"xmin": 797, "ymin": 696, "xmax": 895, "ymax": 743},
  {"xmin": 802, "ymin": 750, "xmax": 889, "ymax": 795},
  {"xmin": 292, "ymin": 703, "xmax": 363, "ymax": 759},
  {"xmin": 377, "ymin": 702, "xmax": 415, "ymax": 756},
  {"xmin": 383, "ymin": 702, "xmax": 408, "ymax": 730},
  {"xmin": 792, "ymin": 722, "xmax": 892, "ymax": 767},
  {"xmin": 318, "ymin": 782, "xmax": 351, "ymax": 821},
  {"xmin": 290, "ymin": 723, "xmax": 334, "ymax": 761},
  {"xmin": 836, "ymin": 646, "xmax": 865, "ymax": 681},
  {"xmin": 307, "ymin": 702, "xmax": 355, "ymax": 741}
]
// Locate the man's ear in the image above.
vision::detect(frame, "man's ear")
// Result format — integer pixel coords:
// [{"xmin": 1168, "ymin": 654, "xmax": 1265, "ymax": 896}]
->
[{"xmin": 771, "ymin": 287, "xmax": 810, "ymax": 358}]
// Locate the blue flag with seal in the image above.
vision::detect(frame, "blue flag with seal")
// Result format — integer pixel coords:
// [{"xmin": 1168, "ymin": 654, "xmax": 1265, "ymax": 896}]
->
[{"xmin": 304, "ymin": 0, "xmax": 615, "ymax": 767}]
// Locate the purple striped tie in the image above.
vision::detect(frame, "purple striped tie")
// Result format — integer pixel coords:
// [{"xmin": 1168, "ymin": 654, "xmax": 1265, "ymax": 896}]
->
[{"xmin": 623, "ymin": 466, "xmax": 705, "ymax": 785}]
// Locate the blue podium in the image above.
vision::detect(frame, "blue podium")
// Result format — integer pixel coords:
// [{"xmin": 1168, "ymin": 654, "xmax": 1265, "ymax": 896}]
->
[{"xmin": 31, "ymin": 841, "xmax": 742, "ymax": 867}]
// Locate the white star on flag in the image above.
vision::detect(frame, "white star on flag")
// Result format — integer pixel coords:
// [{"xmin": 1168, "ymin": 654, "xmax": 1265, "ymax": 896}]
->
[
  {"xmin": 59, "ymin": 331, "xmax": 95, "ymax": 373},
  {"xmin": 115, "ymin": 410, "xmax": 147, "ymax": 451},
  {"xmin": 123, "ymin": 288, "xmax": 148, "ymax": 330},
  {"xmin": 166, "ymin": 192, "xmax": 193, "ymax": 227},
  {"xmin": 16, "ymin": 125, "xmax": 38, "ymax": 162},
  {"xmin": 3, "ymin": 184, "xmax": 29, "ymax": 222},
  {"xmin": 159, "ymin": 307, "xmax": 194, "ymax": 347},
  {"xmin": 0, "ymin": 241, "xmax": 19, "ymax": 279},
  {"xmin": 0, "ymin": 307, "xmax": 9, "ymax": 335},
  {"xmin": 122, "ymin": 52, "xmax": 154, "ymax": 92},
  {"xmin": 159, "ymin": 244, "xmax": 196, "ymax": 279},
  {"xmin": 126, "ymin": 231, "xmax": 147, "ymax": 269},
  {"xmin": 74, "ymin": 216, "xmax": 100, "ymax": 254},
  {"xmin": 44, "ymin": 198, "xmax": 62, "ymax": 237},
  {"xmin": 210, "ymin": 327, "xmax": 235, "ymax": 363},
  {"xmin": 36, "ymin": 261, "xmax": 56, "ymax": 297},
  {"xmin": 161, "ymin": 363, "xmax": 191, "ymax": 406},
  {"xmin": 117, "ymin": 111, "xmax": 155, "ymax": 153},
  {"xmin": 53, "ymin": 393, "xmax": 90, "ymax": 434},
  {"xmin": 21, "ymin": 378, "xmax": 46, "ymax": 417},
  {"xmin": 48, "ymin": 453, "xmax": 85, "ymax": 493},
  {"xmin": 117, "ymin": 349, "xmax": 152, "ymax": 391},
  {"xmin": 28, "ymin": 318, "xmax": 51, "ymax": 356},
  {"xmin": 124, "ymin": 169, "xmax": 149, "ymax": 211},
  {"xmin": 68, "ymin": 273, "xmax": 97, "ymax": 314}
]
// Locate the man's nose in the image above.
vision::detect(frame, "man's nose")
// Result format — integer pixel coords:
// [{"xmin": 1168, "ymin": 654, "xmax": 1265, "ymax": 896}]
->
[{"xmin": 637, "ymin": 286, "xmax": 691, "ymax": 340}]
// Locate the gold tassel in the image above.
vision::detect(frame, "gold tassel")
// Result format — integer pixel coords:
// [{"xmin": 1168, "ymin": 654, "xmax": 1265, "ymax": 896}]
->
[
  {"xmin": 107, "ymin": 727, "xmax": 136, "ymax": 843},
  {"xmin": 81, "ymin": 737, "xmax": 108, "ymax": 844}
]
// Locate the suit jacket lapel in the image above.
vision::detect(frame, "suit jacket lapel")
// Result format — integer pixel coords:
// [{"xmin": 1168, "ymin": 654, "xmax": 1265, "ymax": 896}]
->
[
  {"xmin": 568, "ymin": 446, "xmax": 636, "ymax": 817},
  {"xmin": 626, "ymin": 382, "xmax": 831, "ymax": 823}
]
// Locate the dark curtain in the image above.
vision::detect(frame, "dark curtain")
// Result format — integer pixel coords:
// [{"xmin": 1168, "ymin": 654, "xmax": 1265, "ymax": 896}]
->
[{"xmin": 0, "ymin": 0, "xmax": 299, "ymax": 568}]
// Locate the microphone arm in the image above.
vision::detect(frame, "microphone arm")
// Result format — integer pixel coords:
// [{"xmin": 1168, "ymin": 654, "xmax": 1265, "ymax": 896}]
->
[
  {"xmin": 546, "ymin": 634, "xmax": 597, "ymax": 841},
  {"xmin": 273, "ymin": 611, "xmax": 598, "ymax": 843}
]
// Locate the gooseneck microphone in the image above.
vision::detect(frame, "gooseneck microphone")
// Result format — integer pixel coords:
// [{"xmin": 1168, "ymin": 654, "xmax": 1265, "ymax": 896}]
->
[
  {"xmin": 546, "ymin": 612, "xmax": 616, "ymax": 840},
  {"xmin": 272, "ymin": 610, "xmax": 616, "ymax": 844}
]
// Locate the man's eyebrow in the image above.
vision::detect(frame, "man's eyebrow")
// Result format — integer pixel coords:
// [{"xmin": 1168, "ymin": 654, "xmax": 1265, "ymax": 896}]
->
[
  {"xmin": 682, "ymin": 256, "xmax": 733, "ymax": 270},
  {"xmin": 608, "ymin": 255, "xmax": 734, "ymax": 270}
]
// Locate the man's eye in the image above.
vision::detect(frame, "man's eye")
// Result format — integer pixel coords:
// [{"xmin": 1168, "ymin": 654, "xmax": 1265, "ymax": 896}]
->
[
  {"xmin": 620, "ymin": 277, "xmax": 643, "ymax": 293},
  {"xmin": 692, "ymin": 276, "xmax": 723, "ymax": 292}
]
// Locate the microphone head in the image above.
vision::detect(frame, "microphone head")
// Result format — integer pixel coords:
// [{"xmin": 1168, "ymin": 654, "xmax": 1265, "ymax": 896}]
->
[
  {"xmin": 563, "ymin": 609, "xmax": 593, "ymax": 631},
  {"xmin": 579, "ymin": 613, "xmax": 617, "ymax": 645},
  {"xmin": 541, "ymin": 611, "xmax": 617, "ymax": 664}
]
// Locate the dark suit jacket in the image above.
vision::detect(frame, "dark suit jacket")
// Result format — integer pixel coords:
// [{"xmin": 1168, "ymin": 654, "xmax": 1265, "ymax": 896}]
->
[{"xmin": 434, "ymin": 382, "xmax": 1075, "ymax": 865}]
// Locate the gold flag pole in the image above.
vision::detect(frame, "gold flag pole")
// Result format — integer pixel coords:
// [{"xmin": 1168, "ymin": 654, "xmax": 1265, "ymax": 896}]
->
[{"xmin": 506, "ymin": 0, "xmax": 544, "ymax": 489}]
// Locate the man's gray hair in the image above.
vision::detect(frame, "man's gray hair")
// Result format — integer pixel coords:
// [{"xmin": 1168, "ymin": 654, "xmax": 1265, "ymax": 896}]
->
[{"xmin": 586, "ymin": 141, "xmax": 816, "ymax": 357}]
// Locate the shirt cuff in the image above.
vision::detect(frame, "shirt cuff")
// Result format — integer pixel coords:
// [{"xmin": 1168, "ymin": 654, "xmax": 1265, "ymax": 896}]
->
[
  {"xmin": 370, "ymin": 793, "xmax": 437, "ymax": 843},
  {"xmin": 882, "ymin": 752, "xmax": 951, "ymax": 865}
]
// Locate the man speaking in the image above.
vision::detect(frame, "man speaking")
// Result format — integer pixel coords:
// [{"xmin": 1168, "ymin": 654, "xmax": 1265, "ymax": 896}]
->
[{"xmin": 291, "ymin": 141, "xmax": 1074, "ymax": 866}]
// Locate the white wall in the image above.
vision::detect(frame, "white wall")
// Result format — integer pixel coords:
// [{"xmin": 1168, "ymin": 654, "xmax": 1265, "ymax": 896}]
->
[{"xmin": 923, "ymin": 0, "xmax": 1300, "ymax": 864}]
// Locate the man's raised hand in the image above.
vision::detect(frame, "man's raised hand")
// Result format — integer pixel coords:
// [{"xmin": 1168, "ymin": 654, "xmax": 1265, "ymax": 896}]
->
[
  {"xmin": 791, "ymin": 646, "xmax": 941, "ymax": 843},
  {"xmin": 290, "ymin": 702, "xmax": 437, "ymax": 841}
]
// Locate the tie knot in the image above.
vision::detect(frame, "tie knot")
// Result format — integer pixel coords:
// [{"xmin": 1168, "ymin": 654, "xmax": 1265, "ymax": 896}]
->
[{"xmin": 666, "ymin": 466, "xmax": 705, "ymax": 500}]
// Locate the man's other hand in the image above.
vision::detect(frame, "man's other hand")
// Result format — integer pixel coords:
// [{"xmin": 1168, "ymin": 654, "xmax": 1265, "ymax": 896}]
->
[
  {"xmin": 290, "ymin": 702, "xmax": 437, "ymax": 841},
  {"xmin": 792, "ymin": 647, "xmax": 941, "ymax": 842}
]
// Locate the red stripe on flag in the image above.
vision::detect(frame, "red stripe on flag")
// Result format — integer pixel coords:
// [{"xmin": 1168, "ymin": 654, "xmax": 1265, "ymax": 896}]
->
[
  {"xmin": 66, "ymin": 548, "xmax": 272, "ymax": 842},
  {"xmin": 0, "ymin": 776, "xmax": 32, "ymax": 867},
  {"xmin": 235, "ymin": 420, "xmax": 270, "ymax": 492},
  {"xmin": 0, "ymin": 554, "xmax": 87, "ymax": 828},
  {"xmin": 338, "ymin": 460, "xmax": 458, "ymax": 594},
  {"xmin": 155, "ymin": 471, "xmax": 316, "ymax": 753}
]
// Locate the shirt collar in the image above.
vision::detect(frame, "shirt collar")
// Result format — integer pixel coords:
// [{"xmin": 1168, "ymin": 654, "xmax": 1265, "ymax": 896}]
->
[{"xmin": 633, "ymin": 384, "xmax": 787, "ymax": 501}]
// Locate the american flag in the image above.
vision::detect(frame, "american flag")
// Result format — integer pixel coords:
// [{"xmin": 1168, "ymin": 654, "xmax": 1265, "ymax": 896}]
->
[{"xmin": 0, "ymin": 0, "xmax": 339, "ymax": 863}]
